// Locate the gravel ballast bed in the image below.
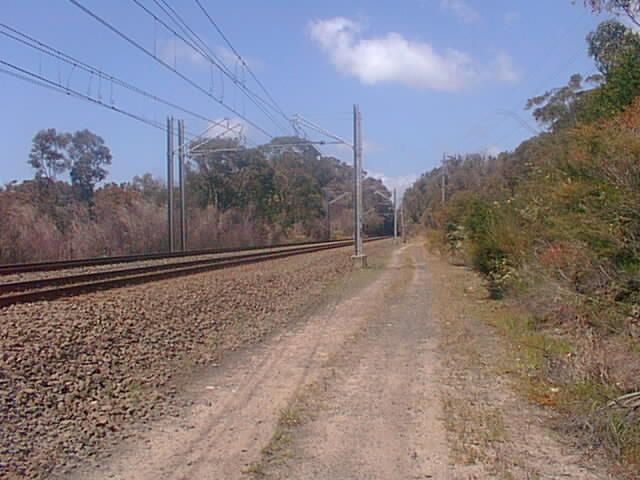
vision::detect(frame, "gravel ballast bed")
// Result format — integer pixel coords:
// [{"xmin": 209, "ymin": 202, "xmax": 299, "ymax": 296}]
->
[
  {"xmin": 0, "ymin": 241, "xmax": 390, "ymax": 479},
  {"xmin": 0, "ymin": 241, "xmax": 345, "ymax": 285}
]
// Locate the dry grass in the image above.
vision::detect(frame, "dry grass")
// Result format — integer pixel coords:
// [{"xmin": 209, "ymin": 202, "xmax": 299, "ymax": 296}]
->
[
  {"xmin": 426, "ymin": 228, "xmax": 640, "ymax": 475},
  {"xmin": 243, "ymin": 242, "xmax": 409, "ymax": 476},
  {"xmin": 487, "ymin": 301, "xmax": 640, "ymax": 471},
  {"xmin": 424, "ymin": 242, "xmax": 630, "ymax": 479}
]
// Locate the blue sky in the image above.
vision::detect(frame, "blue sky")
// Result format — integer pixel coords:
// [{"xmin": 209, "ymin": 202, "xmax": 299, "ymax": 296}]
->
[{"xmin": 1, "ymin": 1, "xmax": 610, "ymax": 195}]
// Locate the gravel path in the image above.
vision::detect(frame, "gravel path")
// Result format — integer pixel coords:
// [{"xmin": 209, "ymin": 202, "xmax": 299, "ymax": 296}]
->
[
  {"xmin": 67, "ymin": 241, "xmax": 406, "ymax": 480},
  {"xmin": 4, "ymin": 239, "xmax": 612, "ymax": 480},
  {"xmin": 0, "ymin": 241, "xmax": 390, "ymax": 479},
  {"xmin": 265, "ymin": 243, "xmax": 450, "ymax": 479}
]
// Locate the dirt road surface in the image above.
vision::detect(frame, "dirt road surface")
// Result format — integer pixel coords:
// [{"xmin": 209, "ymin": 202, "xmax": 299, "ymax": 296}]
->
[{"xmin": 74, "ymin": 243, "xmax": 614, "ymax": 480}]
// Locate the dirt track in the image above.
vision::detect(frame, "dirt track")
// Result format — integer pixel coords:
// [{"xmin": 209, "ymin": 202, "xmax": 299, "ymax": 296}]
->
[{"xmin": 74, "ymin": 243, "xmax": 615, "ymax": 480}]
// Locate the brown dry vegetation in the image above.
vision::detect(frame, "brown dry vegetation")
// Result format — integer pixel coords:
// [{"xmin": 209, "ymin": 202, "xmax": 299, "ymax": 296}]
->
[
  {"xmin": 406, "ymin": 23, "xmax": 640, "ymax": 469},
  {"xmin": 2, "ymin": 132, "xmax": 395, "ymax": 264}
]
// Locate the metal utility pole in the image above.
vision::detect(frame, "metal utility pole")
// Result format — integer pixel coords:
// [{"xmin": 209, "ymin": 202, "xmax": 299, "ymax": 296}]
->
[
  {"xmin": 291, "ymin": 109, "xmax": 365, "ymax": 266},
  {"xmin": 167, "ymin": 116, "xmax": 175, "ymax": 253},
  {"xmin": 327, "ymin": 191, "xmax": 350, "ymax": 240},
  {"xmin": 393, "ymin": 188, "xmax": 398, "ymax": 242},
  {"xmin": 178, "ymin": 119, "xmax": 186, "ymax": 252},
  {"xmin": 352, "ymin": 104, "xmax": 366, "ymax": 267},
  {"xmin": 401, "ymin": 199, "xmax": 406, "ymax": 243},
  {"xmin": 326, "ymin": 196, "xmax": 331, "ymax": 240},
  {"xmin": 441, "ymin": 152, "xmax": 446, "ymax": 206}
]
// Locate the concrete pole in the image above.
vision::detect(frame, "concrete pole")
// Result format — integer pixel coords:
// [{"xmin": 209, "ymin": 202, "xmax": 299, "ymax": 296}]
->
[
  {"xmin": 326, "ymin": 197, "xmax": 331, "ymax": 240},
  {"xmin": 393, "ymin": 188, "xmax": 397, "ymax": 242},
  {"xmin": 167, "ymin": 116, "xmax": 175, "ymax": 253},
  {"xmin": 178, "ymin": 119, "xmax": 186, "ymax": 252},
  {"xmin": 352, "ymin": 104, "xmax": 366, "ymax": 267},
  {"xmin": 402, "ymin": 200, "xmax": 406, "ymax": 243},
  {"xmin": 441, "ymin": 152, "xmax": 446, "ymax": 207}
]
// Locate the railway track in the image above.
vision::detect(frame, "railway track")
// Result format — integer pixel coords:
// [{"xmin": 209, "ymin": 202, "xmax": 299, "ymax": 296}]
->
[
  {"xmin": 0, "ymin": 238, "xmax": 354, "ymax": 275},
  {"xmin": 0, "ymin": 237, "xmax": 386, "ymax": 308}
]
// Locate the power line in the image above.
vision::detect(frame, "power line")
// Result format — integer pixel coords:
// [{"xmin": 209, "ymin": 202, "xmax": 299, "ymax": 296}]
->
[
  {"xmin": 69, "ymin": 0, "xmax": 274, "ymax": 139},
  {"xmin": 0, "ymin": 22, "xmax": 228, "ymax": 128},
  {"xmin": 140, "ymin": 0, "xmax": 292, "ymax": 135},
  {"xmin": 453, "ymin": 9, "xmax": 594, "ymax": 153},
  {"xmin": 0, "ymin": 52, "xmax": 245, "ymax": 144},
  {"xmin": 192, "ymin": 0, "xmax": 291, "ymax": 125},
  {"xmin": 129, "ymin": 0, "xmax": 290, "ymax": 135},
  {"xmin": 0, "ymin": 58, "xmax": 167, "ymax": 132}
]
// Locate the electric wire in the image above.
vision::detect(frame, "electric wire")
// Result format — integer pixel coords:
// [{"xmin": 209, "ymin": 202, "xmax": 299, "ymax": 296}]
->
[
  {"xmin": 69, "ymin": 0, "xmax": 274, "ymax": 139},
  {"xmin": 0, "ymin": 59, "xmax": 167, "ymax": 132},
  {"xmin": 140, "ymin": 0, "xmax": 280, "ymax": 122},
  {"xmin": 192, "ymin": 0, "xmax": 291, "ymax": 125},
  {"xmin": 0, "ymin": 56, "xmax": 245, "ymax": 146},
  {"xmin": 453, "ymin": 9, "xmax": 595, "ymax": 154},
  {"xmin": 130, "ymin": 0, "xmax": 290, "ymax": 135},
  {"xmin": 135, "ymin": 0, "xmax": 290, "ymax": 135},
  {"xmin": 148, "ymin": 0, "xmax": 291, "ymax": 135},
  {"xmin": 0, "ymin": 22, "xmax": 231, "ymax": 128}
]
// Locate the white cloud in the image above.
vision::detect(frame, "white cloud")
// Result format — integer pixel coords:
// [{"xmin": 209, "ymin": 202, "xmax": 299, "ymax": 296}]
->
[
  {"xmin": 205, "ymin": 118, "xmax": 248, "ymax": 140},
  {"xmin": 485, "ymin": 145, "xmax": 503, "ymax": 157},
  {"xmin": 317, "ymin": 138, "xmax": 384, "ymax": 160},
  {"xmin": 215, "ymin": 47, "xmax": 263, "ymax": 71},
  {"xmin": 503, "ymin": 11, "xmax": 521, "ymax": 24},
  {"xmin": 440, "ymin": 0, "xmax": 480, "ymax": 23},
  {"xmin": 363, "ymin": 139, "xmax": 385, "ymax": 155},
  {"xmin": 216, "ymin": 46, "xmax": 237, "ymax": 66},
  {"xmin": 307, "ymin": 17, "xmax": 519, "ymax": 90},
  {"xmin": 369, "ymin": 171, "xmax": 418, "ymax": 201},
  {"xmin": 307, "ymin": 17, "xmax": 476, "ymax": 90},
  {"xmin": 160, "ymin": 38, "xmax": 205, "ymax": 67},
  {"xmin": 493, "ymin": 52, "xmax": 519, "ymax": 82}
]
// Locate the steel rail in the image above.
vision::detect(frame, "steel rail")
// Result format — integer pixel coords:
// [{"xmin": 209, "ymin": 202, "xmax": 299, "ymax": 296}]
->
[
  {"xmin": 0, "ymin": 237, "xmax": 388, "ymax": 308},
  {"xmin": 0, "ymin": 238, "xmax": 354, "ymax": 275},
  {"xmin": 0, "ymin": 241, "xmax": 352, "ymax": 293}
]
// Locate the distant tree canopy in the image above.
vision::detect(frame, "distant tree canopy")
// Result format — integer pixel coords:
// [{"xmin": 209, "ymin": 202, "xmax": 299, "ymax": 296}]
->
[
  {"xmin": 185, "ymin": 135, "xmax": 391, "ymax": 232},
  {"xmin": 526, "ymin": 19, "xmax": 640, "ymax": 130},
  {"xmin": 68, "ymin": 130, "xmax": 113, "ymax": 202},
  {"xmin": 525, "ymin": 73, "xmax": 601, "ymax": 131},
  {"xmin": 587, "ymin": 19, "xmax": 640, "ymax": 74},
  {"xmin": 580, "ymin": 0, "xmax": 640, "ymax": 27},
  {"xmin": 8, "ymin": 130, "xmax": 393, "ymax": 263},
  {"xmin": 28, "ymin": 128, "xmax": 112, "ymax": 202},
  {"xmin": 28, "ymin": 128, "xmax": 70, "ymax": 181}
]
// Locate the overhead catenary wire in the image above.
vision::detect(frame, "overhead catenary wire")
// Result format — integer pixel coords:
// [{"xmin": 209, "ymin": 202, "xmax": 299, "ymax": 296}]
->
[
  {"xmin": 69, "ymin": 0, "xmax": 274, "ymax": 139},
  {"xmin": 128, "ymin": 0, "xmax": 291, "ymax": 136},
  {"xmin": 0, "ymin": 56, "xmax": 246, "ymax": 147},
  {"xmin": 192, "ymin": 0, "xmax": 291, "ymax": 125},
  {"xmin": 0, "ymin": 22, "xmax": 233, "ymax": 128},
  {"xmin": 0, "ymin": 59, "xmax": 167, "ymax": 132},
  {"xmin": 453, "ymin": 9, "xmax": 596, "ymax": 154},
  {"xmin": 152, "ymin": 0, "xmax": 279, "ymax": 118},
  {"xmin": 142, "ymin": 0, "xmax": 288, "ymax": 132}
]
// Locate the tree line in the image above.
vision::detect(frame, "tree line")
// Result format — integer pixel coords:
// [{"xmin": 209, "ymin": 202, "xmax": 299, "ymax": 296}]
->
[
  {"xmin": 405, "ymin": 7, "xmax": 640, "ymax": 467},
  {"xmin": 1, "ymin": 132, "xmax": 393, "ymax": 264}
]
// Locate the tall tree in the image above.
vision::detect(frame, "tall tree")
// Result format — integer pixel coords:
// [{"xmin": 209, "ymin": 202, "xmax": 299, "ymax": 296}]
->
[
  {"xmin": 28, "ymin": 128, "xmax": 70, "ymax": 181},
  {"xmin": 525, "ymin": 74, "xmax": 597, "ymax": 130},
  {"xmin": 587, "ymin": 19, "xmax": 640, "ymax": 74},
  {"xmin": 581, "ymin": 0, "xmax": 640, "ymax": 27},
  {"xmin": 68, "ymin": 129, "xmax": 112, "ymax": 202}
]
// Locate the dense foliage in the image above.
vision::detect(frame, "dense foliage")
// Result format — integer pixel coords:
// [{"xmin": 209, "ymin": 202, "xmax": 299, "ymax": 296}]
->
[
  {"xmin": 405, "ymin": 16, "xmax": 640, "ymax": 465},
  {"xmin": 1, "ymin": 134, "xmax": 392, "ymax": 263}
]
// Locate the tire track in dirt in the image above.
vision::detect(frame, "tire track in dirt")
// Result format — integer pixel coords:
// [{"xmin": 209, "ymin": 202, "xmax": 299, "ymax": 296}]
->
[
  {"xmin": 265, "ymin": 244, "xmax": 450, "ymax": 479},
  {"xmin": 72, "ymin": 246, "xmax": 403, "ymax": 480}
]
